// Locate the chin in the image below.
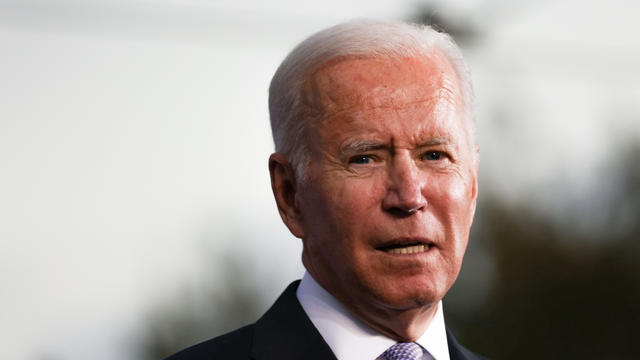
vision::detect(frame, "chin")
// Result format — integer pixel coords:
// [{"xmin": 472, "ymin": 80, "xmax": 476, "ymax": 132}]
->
[{"xmin": 368, "ymin": 277, "xmax": 446, "ymax": 312}]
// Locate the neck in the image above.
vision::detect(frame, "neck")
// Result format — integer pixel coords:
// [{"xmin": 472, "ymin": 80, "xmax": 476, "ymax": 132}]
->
[{"xmin": 348, "ymin": 299, "xmax": 438, "ymax": 341}]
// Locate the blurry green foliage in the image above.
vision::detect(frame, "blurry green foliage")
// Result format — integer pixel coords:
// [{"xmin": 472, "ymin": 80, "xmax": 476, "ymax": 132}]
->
[
  {"xmin": 447, "ymin": 144, "xmax": 640, "ymax": 359},
  {"xmin": 140, "ymin": 255, "xmax": 264, "ymax": 360}
]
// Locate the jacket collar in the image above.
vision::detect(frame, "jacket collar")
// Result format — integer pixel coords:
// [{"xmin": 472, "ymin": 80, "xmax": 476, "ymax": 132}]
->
[
  {"xmin": 250, "ymin": 280, "xmax": 483, "ymax": 360},
  {"xmin": 251, "ymin": 281, "xmax": 337, "ymax": 360},
  {"xmin": 446, "ymin": 327, "xmax": 484, "ymax": 360}
]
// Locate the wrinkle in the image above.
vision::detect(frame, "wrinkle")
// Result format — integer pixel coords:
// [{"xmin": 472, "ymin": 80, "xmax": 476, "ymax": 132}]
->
[{"xmin": 320, "ymin": 96, "xmax": 443, "ymax": 124}]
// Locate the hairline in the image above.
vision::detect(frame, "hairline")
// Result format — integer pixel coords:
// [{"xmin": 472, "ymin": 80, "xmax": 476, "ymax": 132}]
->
[{"xmin": 269, "ymin": 20, "xmax": 476, "ymax": 181}]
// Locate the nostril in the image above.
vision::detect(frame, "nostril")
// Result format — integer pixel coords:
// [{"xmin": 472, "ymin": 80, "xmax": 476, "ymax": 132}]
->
[
  {"xmin": 386, "ymin": 207, "xmax": 419, "ymax": 218},
  {"xmin": 382, "ymin": 187, "xmax": 427, "ymax": 217}
]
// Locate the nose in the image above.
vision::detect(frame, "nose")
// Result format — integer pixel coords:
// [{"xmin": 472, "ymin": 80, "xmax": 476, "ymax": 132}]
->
[{"xmin": 382, "ymin": 154, "xmax": 427, "ymax": 216}]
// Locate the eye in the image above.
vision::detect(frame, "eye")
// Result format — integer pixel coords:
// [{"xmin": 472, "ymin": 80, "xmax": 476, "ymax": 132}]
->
[
  {"xmin": 349, "ymin": 155, "xmax": 373, "ymax": 164},
  {"xmin": 423, "ymin": 151, "xmax": 444, "ymax": 161}
]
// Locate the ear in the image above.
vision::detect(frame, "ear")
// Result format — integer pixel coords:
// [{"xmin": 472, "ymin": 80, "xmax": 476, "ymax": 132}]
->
[
  {"xmin": 469, "ymin": 144, "xmax": 480, "ymax": 223},
  {"xmin": 473, "ymin": 144, "xmax": 479, "ymax": 197},
  {"xmin": 268, "ymin": 153, "xmax": 306, "ymax": 238}
]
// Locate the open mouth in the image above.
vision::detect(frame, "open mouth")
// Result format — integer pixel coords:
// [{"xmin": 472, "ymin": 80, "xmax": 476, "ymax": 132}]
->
[{"xmin": 377, "ymin": 240, "xmax": 434, "ymax": 255}]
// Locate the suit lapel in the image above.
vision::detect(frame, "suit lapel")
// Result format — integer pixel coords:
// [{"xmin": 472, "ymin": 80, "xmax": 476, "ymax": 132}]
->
[
  {"xmin": 447, "ymin": 328, "xmax": 485, "ymax": 360},
  {"xmin": 251, "ymin": 281, "xmax": 483, "ymax": 360},
  {"xmin": 251, "ymin": 281, "xmax": 337, "ymax": 360}
]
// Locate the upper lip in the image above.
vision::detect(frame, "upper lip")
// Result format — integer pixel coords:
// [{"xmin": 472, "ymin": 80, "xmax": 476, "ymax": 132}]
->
[{"xmin": 375, "ymin": 237, "xmax": 435, "ymax": 251}]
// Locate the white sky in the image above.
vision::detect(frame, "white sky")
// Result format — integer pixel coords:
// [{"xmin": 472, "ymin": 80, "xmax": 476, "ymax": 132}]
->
[{"xmin": 1, "ymin": 0, "xmax": 638, "ymax": 359}]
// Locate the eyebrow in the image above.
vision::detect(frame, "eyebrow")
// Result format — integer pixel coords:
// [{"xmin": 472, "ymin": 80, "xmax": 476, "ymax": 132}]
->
[
  {"xmin": 416, "ymin": 136, "xmax": 452, "ymax": 147},
  {"xmin": 339, "ymin": 136, "xmax": 452, "ymax": 157},
  {"xmin": 339, "ymin": 140, "xmax": 389, "ymax": 157}
]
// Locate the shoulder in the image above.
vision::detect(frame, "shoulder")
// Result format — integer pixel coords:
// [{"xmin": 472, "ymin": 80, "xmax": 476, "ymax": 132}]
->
[
  {"xmin": 162, "ymin": 281, "xmax": 333, "ymax": 360},
  {"xmin": 163, "ymin": 324, "xmax": 255, "ymax": 360},
  {"xmin": 457, "ymin": 345, "xmax": 488, "ymax": 360}
]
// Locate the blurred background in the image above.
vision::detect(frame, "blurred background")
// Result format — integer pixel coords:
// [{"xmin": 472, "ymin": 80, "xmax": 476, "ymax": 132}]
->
[{"xmin": 1, "ymin": 0, "xmax": 639, "ymax": 359}]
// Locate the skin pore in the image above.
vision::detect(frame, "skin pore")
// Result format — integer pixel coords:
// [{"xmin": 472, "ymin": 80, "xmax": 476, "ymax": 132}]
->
[{"xmin": 269, "ymin": 51, "xmax": 478, "ymax": 341}]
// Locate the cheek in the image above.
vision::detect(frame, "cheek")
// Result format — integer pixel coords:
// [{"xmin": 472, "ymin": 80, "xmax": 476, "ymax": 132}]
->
[
  {"xmin": 316, "ymin": 176, "xmax": 388, "ymax": 252},
  {"xmin": 330, "ymin": 175, "xmax": 385, "ymax": 214},
  {"xmin": 302, "ymin": 176, "xmax": 381, "ymax": 240},
  {"xmin": 428, "ymin": 173, "xmax": 475, "ymax": 231},
  {"xmin": 446, "ymin": 178, "xmax": 473, "ymax": 211}
]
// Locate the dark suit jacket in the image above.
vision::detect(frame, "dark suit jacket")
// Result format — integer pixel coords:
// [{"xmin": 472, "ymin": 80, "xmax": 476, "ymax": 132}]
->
[{"xmin": 165, "ymin": 281, "xmax": 486, "ymax": 360}]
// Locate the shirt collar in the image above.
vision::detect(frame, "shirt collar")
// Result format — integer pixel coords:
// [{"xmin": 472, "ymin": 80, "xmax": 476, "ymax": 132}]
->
[
  {"xmin": 296, "ymin": 272, "xmax": 450, "ymax": 360},
  {"xmin": 415, "ymin": 294, "xmax": 450, "ymax": 360}
]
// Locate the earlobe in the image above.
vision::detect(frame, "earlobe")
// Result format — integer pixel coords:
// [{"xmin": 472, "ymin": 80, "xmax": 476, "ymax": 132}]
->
[{"xmin": 268, "ymin": 153, "xmax": 306, "ymax": 238}]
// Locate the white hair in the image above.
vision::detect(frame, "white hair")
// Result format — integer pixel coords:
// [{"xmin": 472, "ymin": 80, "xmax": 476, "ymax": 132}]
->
[{"xmin": 269, "ymin": 19, "xmax": 474, "ymax": 179}]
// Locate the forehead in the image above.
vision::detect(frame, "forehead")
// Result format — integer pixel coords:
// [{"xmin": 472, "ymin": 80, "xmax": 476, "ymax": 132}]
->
[
  {"xmin": 302, "ymin": 51, "xmax": 462, "ymax": 119},
  {"xmin": 300, "ymin": 52, "xmax": 467, "ymax": 150}
]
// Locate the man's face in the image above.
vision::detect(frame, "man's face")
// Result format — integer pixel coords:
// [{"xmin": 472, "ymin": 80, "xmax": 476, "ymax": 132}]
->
[{"xmin": 293, "ymin": 53, "xmax": 477, "ymax": 333}]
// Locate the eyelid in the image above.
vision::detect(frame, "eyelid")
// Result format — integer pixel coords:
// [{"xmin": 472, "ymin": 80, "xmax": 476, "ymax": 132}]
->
[
  {"xmin": 420, "ymin": 150, "xmax": 451, "ymax": 161},
  {"xmin": 348, "ymin": 154, "xmax": 376, "ymax": 163}
]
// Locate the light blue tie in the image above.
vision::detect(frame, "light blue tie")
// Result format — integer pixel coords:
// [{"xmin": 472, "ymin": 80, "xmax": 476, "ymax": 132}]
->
[{"xmin": 381, "ymin": 342, "xmax": 423, "ymax": 360}]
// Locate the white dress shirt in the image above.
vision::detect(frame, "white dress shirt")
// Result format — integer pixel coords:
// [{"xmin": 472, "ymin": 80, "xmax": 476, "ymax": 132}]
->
[{"xmin": 296, "ymin": 272, "xmax": 451, "ymax": 360}]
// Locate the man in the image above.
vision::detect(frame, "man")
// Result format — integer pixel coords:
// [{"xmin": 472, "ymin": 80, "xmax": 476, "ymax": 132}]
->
[{"xmin": 167, "ymin": 19, "xmax": 484, "ymax": 360}]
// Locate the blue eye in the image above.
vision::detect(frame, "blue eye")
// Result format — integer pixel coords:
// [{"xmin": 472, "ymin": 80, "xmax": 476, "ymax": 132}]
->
[
  {"xmin": 349, "ymin": 155, "xmax": 373, "ymax": 164},
  {"xmin": 424, "ymin": 151, "xmax": 442, "ymax": 161}
]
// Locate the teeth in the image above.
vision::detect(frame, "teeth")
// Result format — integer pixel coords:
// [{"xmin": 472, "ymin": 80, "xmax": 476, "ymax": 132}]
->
[{"xmin": 387, "ymin": 244, "xmax": 427, "ymax": 254}]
